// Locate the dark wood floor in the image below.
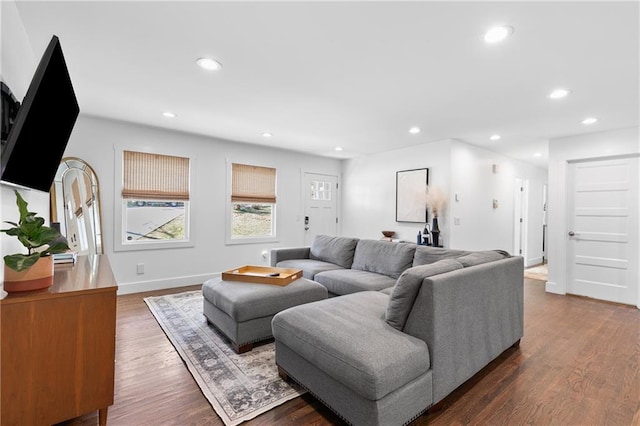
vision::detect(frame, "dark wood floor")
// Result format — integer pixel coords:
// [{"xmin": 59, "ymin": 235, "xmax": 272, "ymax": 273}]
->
[{"xmin": 60, "ymin": 277, "xmax": 640, "ymax": 426}]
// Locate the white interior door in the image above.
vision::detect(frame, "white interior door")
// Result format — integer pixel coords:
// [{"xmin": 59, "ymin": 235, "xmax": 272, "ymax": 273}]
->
[
  {"xmin": 303, "ymin": 173, "xmax": 338, "ymax": 246},
  {"xmin": 514, "ymin": 178, "xmax": 524, "ymax": 257},
  {"xmin": 567, "ymin": 157, "xmax": 639, "ymax": 305},
  {"xmin": 513, "ymin": 178, "xmax": 529, "ymax": 260},
  {"xmin": 542, "ymin": 184, "xmax": 548, "ymax": 263}
]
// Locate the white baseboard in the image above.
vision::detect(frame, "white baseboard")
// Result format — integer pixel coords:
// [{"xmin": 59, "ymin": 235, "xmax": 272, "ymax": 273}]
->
[
  {"xmin": 545, "ymin": 281, "xmax": 564, "ymax": 295},
  {"xmin": 117, "ymin": 272, "xmax": 221, "ymax": 295},
  {"xmin": 525, "ymin": 256, "xmax": 543, "ymax": 267}
]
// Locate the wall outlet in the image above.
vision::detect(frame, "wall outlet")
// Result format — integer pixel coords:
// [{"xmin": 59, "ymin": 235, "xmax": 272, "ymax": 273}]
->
[
  {"xmin": 454, "ymin": 217, "xmax": 461, "ymax": 225},
  {"xmin": 137, "ymin": 263, "xmax": 144, "ymax": 274}
]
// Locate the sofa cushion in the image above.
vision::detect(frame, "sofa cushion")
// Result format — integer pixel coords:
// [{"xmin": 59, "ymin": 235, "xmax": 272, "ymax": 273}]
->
[
  {"xmin": 455, "ymin": 250, "xmax": 508, "ymax": 267},
  {"xmin": 351, "ymin": 240, "xmax": 416, "ymax": 279},
  {"xmin": 386, "ymin": 259, "xmax": 464, "ymax": 331},
  {"xmin": 314, "ymin": 269, "xmax": 396, "ymax": 295},
  {"xmin": 412, "ymin": 246, "xmax": 470, "ymax": 266},
  {"xmin": 276, "ymin": 259, "xmax": 344, "ymax": 279},
  {"xmin": 272, "ymin": 291, "xmax": 430, "ymax": 400},
  {"xmin": 309, "ymin": 235, "xmax": 359, "ymax": 269},
  {"xmin": 379, "ymin": 286, "xmax": 394, "ymax": 295}
]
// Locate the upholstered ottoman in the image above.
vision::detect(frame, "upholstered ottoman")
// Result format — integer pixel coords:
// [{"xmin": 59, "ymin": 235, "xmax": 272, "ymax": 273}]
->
[{"xmin": 202, "ymin": 276, "xmax": 327, "ymax": 353}]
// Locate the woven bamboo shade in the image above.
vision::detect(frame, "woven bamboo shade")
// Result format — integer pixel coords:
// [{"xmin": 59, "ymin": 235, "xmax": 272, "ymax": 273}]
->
[
  {"xmin": 231, "ymin": 163, "xmax": 276, "ymax": 203},
  {"xmin": 122, "ymin": 150, "xmax": 190, "ymax": 200}
]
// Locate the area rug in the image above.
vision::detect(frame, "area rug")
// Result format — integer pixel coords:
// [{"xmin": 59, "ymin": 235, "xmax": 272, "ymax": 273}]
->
[
  {"xmin": 524, "ymin": 264, "xmax": 548, "ymax": 281},
  {"xmin": 144, "ymin": 290, "xmax": 305, "ymax": 425}
]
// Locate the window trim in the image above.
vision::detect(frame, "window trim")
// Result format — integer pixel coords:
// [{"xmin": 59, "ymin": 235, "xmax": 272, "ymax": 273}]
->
[
  {"xmin": 225, "ymin": 160, "xmax": 278, "ymax": 245},
  {"xmin": 114, "ymin": 146, "xmax": 196, "ymax": 252}
]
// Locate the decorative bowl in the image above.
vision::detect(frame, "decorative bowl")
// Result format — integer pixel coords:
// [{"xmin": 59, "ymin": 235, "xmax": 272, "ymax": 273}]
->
[{"xmin": 381, "ymin": 231, "xmax": 395, "ymax": 238}]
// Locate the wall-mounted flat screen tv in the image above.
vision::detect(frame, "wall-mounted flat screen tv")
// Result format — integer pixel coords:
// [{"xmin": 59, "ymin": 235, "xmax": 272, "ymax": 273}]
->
[
  {"xmin": 1, "ymin": 35, "xmax": 79, "ymax": 193},
  {"xmin": 1, "ymin": 82, "xmax": 20, "ymax": 143}
]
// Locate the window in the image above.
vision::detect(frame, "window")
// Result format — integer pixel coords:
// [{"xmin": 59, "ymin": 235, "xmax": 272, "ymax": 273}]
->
[
  {"xmin": 229, "ymin": 163, "xmax": 276, "ymax": 242},
  {"xmin": 311, "ymin": 179, "xmax": 333, "ymax": 201},
  {"xmin": 120, "ymin": 150, "xmax": 191, "ymax": 248}
]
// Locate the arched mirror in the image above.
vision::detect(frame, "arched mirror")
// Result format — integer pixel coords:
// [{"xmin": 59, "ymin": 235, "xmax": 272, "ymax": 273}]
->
[{"xmin": 50, "ymin": 157, "xmax": 103, "ymax": 255}]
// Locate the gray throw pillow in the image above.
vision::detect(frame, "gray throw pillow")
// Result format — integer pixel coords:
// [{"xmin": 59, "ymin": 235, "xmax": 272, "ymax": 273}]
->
[
  {"xmin": 386, "ymin": 259, "xmax": 463, "ymax": 331},
  {"xmin": 455, "ymin": 250, "xmax": 508, "ymax": 267},
  {"xmin": 309, "ymin": 235, "xmax": 359, "ymax": 268}
]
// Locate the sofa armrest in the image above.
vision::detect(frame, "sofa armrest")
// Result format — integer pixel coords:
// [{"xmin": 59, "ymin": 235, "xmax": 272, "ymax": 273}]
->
[
  {"xmin": 270, "ymin": 247, "xmax": 311, "ymax": 266},
  {"xmin": 403, "ymin": 256, "xmax": 524, "ymax": 404}
]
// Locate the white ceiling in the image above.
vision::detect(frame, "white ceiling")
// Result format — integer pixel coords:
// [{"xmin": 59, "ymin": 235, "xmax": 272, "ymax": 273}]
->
[{"xmin": 13, "ymin": 1, "xmax": 640, "ymax": 168}]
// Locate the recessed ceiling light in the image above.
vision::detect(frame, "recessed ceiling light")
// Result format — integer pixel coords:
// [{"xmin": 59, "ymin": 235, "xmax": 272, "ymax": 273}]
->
[
  {"xmin": 409, "ymin": 126, "xmax": 421, "ymax": 135},
  {"xmin": 548, "ymin": 88, "xmax": 571, "ymax": 99},
  {"xmin": 196, "ymin": 57, "xmax": 222, "ymax": 71},
  {"xmin": 490, "ymin": 134, "xmax": 501, "ymax": 141},
  {"xmin": 334, "ymin": 147, "xmax": 343, "ymax": 152},
  {"xmin": 162, "ymin": 111, "xmax": 176, "ymax": 118},
  {"xmin": 261, "ymin": 132, "xmax": 273, "ymax": 138},
  {"xmin": 534, "ymin": 153, "xmax": 542, "ymax": 157},
  {"xmin": 582, "ymin": 117, "xmax": 598, "ymax": 125},
  {"xmin": 484, "ymin": 25, "xmax": 514, "ymax": 43}
]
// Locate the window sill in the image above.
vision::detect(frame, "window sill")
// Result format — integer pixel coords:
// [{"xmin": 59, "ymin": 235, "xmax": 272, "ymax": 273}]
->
[
  {"xmin": 114, "ymin": 240, "xmax": 194, "ymax": 252},
  {"xmin": 225, "ymin": 236, "xmax": 278, "ymax": 246}
]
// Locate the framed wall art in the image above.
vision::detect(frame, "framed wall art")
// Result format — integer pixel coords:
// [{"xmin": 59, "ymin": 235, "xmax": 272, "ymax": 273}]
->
[{"xmin": 396, "ymin": 168, "xmax": 429, "ymax": 223}]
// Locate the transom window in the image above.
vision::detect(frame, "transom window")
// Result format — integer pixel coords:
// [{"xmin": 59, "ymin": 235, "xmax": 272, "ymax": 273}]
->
[{"xmin": 311, "ymin": 180, "xmax": 333, "ymax": 201}]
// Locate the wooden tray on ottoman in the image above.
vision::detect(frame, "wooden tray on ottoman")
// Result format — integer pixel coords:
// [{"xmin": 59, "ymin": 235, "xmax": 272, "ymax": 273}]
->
[{"xmin": 221, "ymin": 265, "xmax": 302, "ymax": 286}]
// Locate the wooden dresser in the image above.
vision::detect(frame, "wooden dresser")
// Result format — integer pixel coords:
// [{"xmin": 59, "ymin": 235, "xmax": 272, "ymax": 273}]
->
[{"xmin": 1, "ymin": 254, "xmax": 117, "ymax": 426}]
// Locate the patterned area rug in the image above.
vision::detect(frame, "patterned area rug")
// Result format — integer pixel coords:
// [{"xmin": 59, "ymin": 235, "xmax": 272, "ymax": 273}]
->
[{"xmin": 144, "ymin": 290, "xmax": 305, "ymax": 425}]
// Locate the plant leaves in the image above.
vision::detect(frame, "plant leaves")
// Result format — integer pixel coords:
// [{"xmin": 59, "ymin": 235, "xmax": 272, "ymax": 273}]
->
[
  {"xmin": 2, "ymin": 191, "xmax": 68, "ymax": 268},
  {"xmin": 44, "ymin": 241, "xmax": 71, "ymax": 255},
  {"xmin": 15, "ymin": 190, "xmax": 29, "ymax": 222},
  {"xmin": 4, "ymin": 253, "xmax": 41, "ymax": 272}
]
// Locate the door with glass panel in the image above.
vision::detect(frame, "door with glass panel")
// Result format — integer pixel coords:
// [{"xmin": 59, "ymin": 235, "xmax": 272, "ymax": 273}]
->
[{"xmin": 303, "ymin": 173, "xmax": 338, "ymax": 246}]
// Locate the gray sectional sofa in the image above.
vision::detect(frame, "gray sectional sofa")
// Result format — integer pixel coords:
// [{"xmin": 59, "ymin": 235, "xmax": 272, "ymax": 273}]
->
[
  {"xmin": 270, "ymin": 235, "xmax": 524, "ymax": 425},
  {"xmin": 270, "ymin": 234, "xmax": 507, "ymax": 295}
]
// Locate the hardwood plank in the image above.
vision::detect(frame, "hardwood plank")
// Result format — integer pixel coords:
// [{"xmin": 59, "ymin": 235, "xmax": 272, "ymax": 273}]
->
[{"xmin": 58, "ymin": 279, "xmax": 640, "ymax": 425}]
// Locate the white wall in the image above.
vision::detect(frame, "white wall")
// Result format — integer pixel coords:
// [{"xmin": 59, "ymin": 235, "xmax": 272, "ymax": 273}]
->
[
  {"xmin": 341, "ymin": 139, "xmax": 452, "ymax": 244},
  {"xmin": 341, "ymin": 138, "xmax": 547, "ymax": 264},
  {"xmin": 64, "ymin": 115, "xmax": 341, "ymax": 294},
  {"xmin": 449, "ymin": 140, "xmax": 547, "ymax": 265},
  {"xmin": 0, "ymin": 0, "xmax": 35, "ymax": 95},
  {"xmin": 0, "ymin": 0, "xmax": 48, "ymax": 285},
  {"xmin": 546, "ymin": 126, "xmax": 640, "ymax": 296},
  {"xmin": 1, "ymin": 110, "xmax": 341, "ymax": 294}
]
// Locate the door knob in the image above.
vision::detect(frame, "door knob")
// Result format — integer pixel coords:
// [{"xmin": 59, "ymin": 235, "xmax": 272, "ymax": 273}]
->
[{"xmin": 568, "ymin": 231, "xmax": 575, "ymax": 236}]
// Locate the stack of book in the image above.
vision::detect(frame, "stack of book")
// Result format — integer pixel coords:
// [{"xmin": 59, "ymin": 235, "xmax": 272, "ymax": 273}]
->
[{"xmin": 53, "ymin": 251, "xmax": 77, "ymax": 265}]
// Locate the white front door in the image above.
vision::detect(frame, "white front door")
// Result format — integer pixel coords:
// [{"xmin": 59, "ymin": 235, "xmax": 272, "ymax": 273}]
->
[
  {"xmin": 303, "ymin": 173, "xmax": 338, "ymax": 246},
  {"xmin": 567, "ymin": 157, "xmax": 639, "ymax": 305}
]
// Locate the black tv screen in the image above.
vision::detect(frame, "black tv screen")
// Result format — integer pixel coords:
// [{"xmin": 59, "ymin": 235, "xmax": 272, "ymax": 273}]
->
[{"xmin": 1, "ymin": 35, "xmax": 79, "ymax": 193}]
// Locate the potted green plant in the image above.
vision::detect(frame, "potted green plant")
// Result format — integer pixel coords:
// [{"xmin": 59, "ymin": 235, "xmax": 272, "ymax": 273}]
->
[{"xmin": 1, "ymin": 190, "xmax": 69, "ymax": 292}]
